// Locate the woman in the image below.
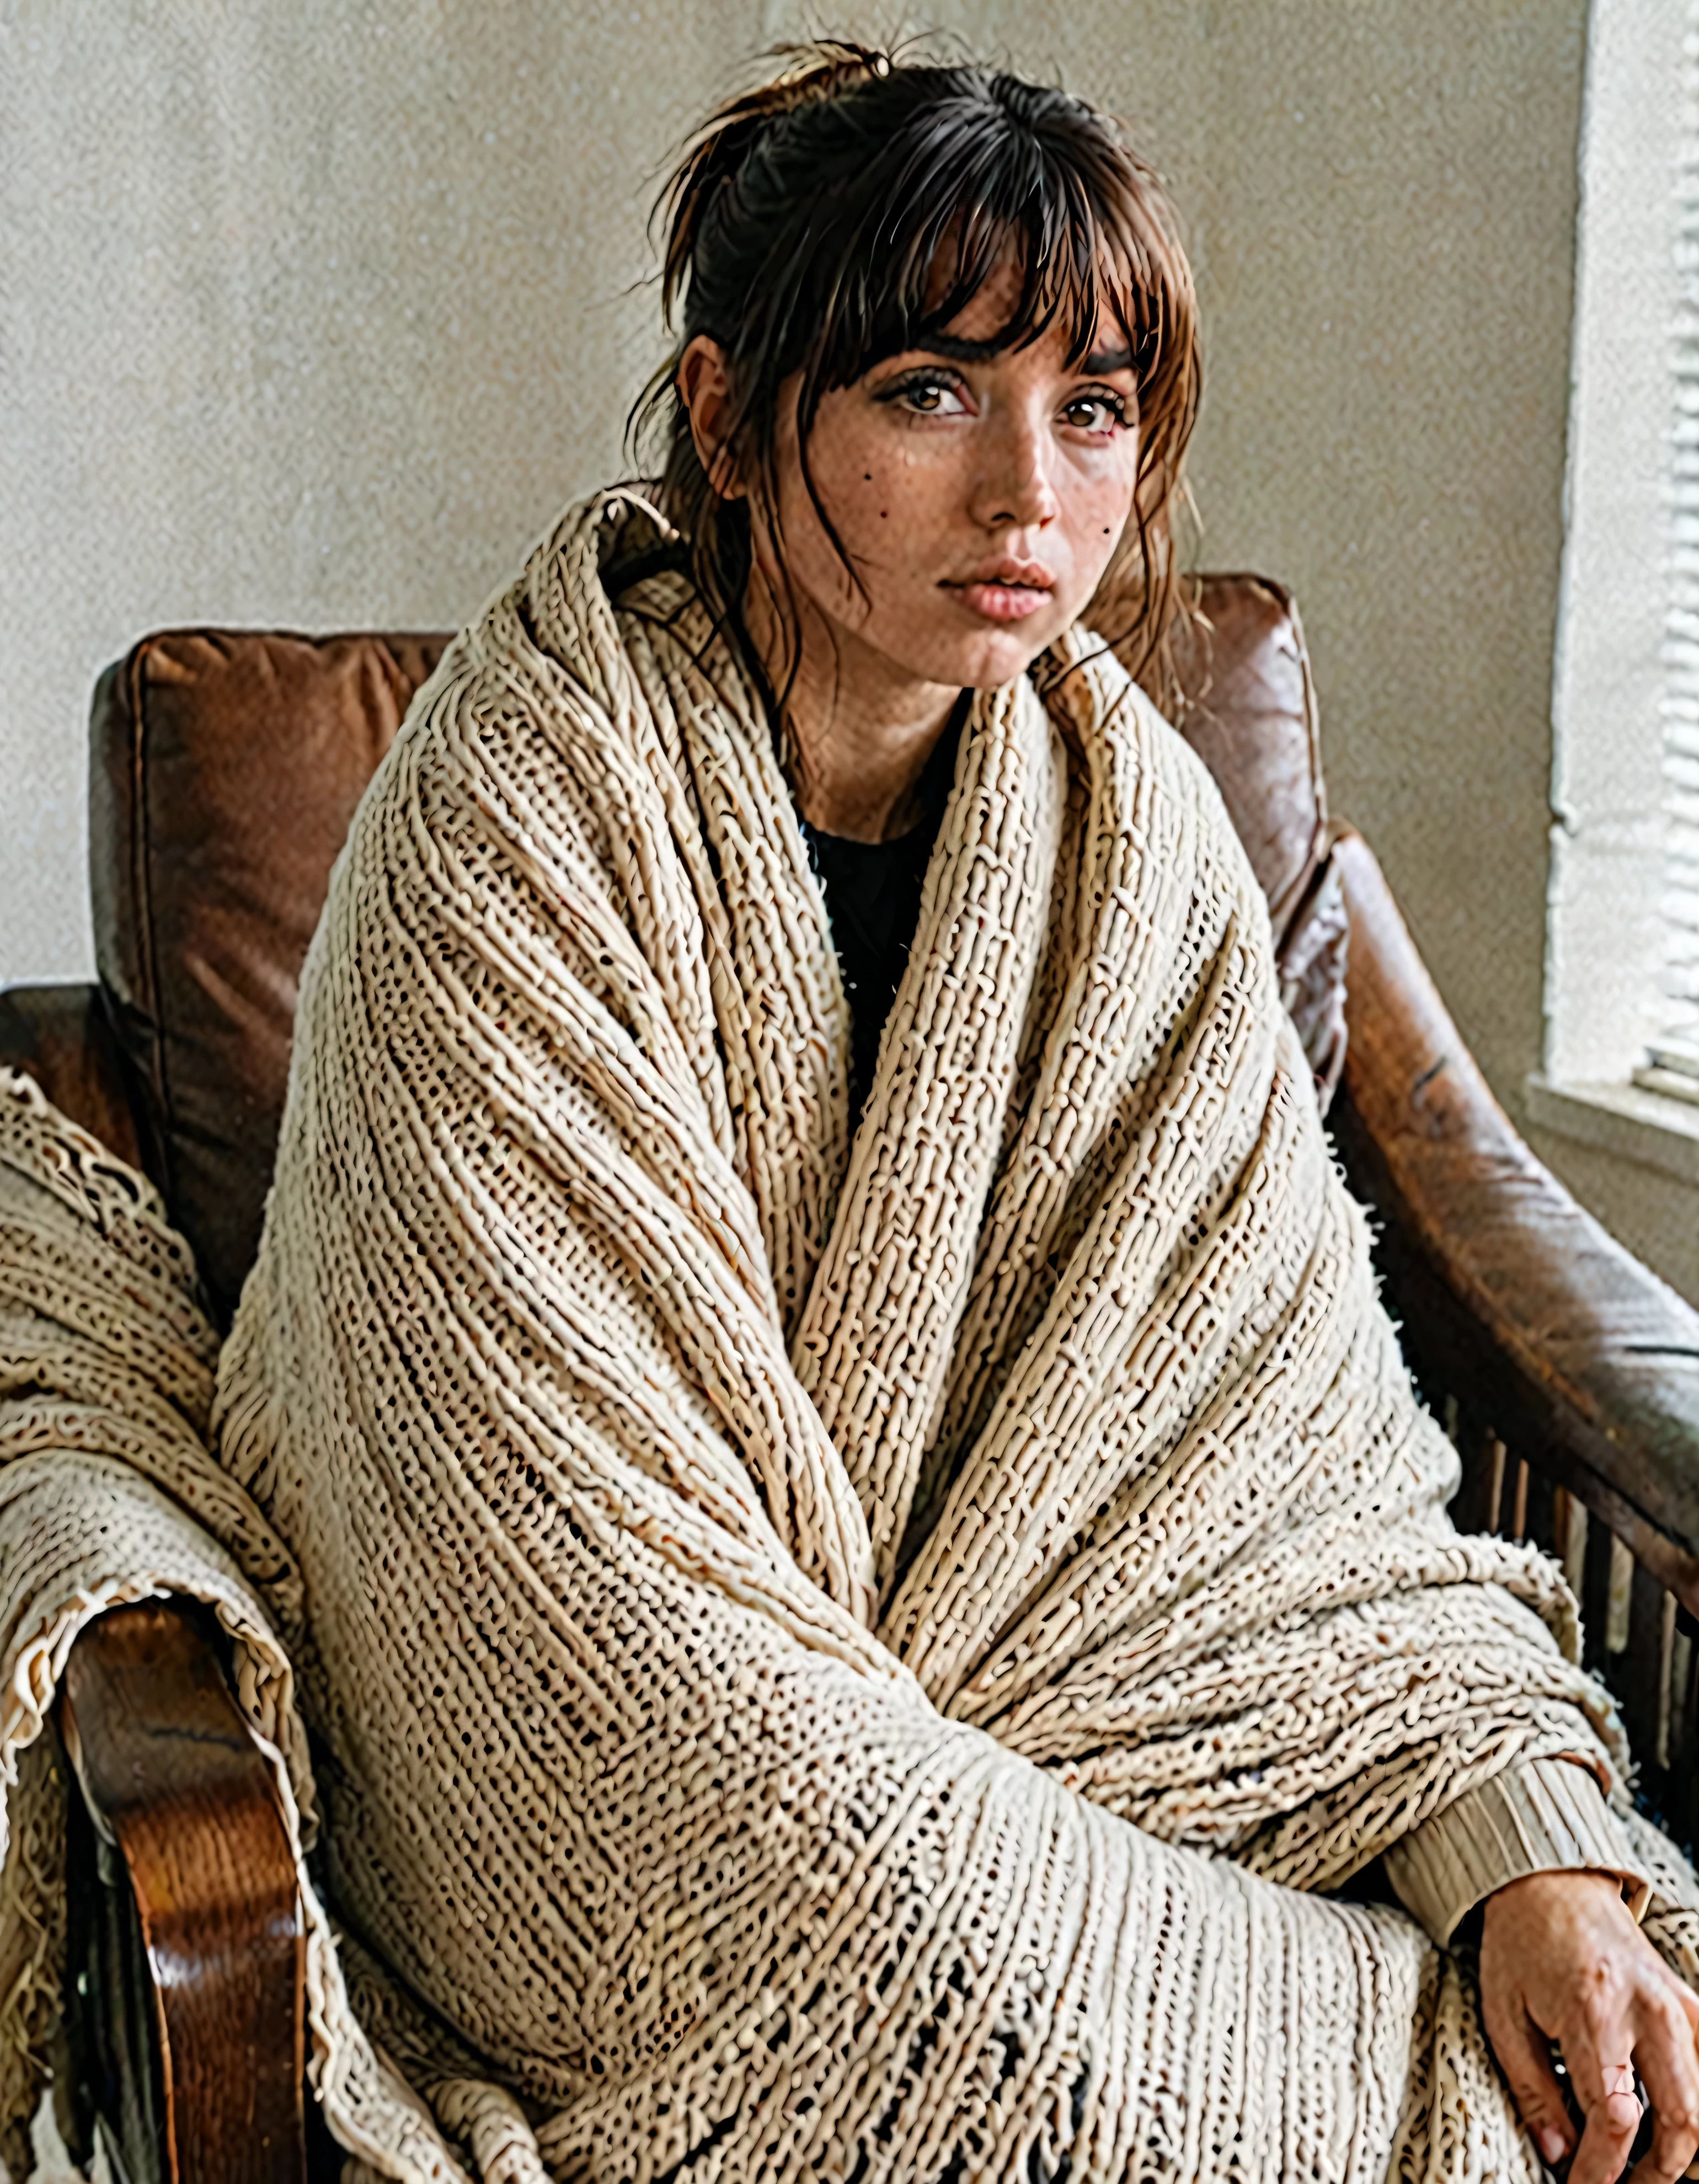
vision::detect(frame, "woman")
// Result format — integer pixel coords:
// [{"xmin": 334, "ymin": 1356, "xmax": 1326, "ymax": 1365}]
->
[{"xmin": 3, "ymin": 42, "xmax": 1698, "ymax": 2184}]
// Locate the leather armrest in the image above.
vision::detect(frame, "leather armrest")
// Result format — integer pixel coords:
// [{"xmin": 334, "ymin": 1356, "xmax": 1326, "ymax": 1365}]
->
[
  {"xmin": 1328, "ymin": 828, "xmax": 1699, "ymax": 1609},
  {"xmin": 0, "ymin": 981, "xmax": 142, "ymax": 1170},
  {"xmin": 60, "ymin": 1602, "xmax": 306, "ymax": 2183}
]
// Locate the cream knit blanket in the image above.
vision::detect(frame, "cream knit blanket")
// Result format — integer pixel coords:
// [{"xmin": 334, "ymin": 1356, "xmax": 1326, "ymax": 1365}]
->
[{"xmin": 3, "ymin": 489, "xmax": 1696, "ymax": 2183}]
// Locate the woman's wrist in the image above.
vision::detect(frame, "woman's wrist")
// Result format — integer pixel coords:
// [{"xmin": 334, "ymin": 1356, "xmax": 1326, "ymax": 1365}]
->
[{"xmin": 1484, "ymin": 1865, "xmax": 1628, "ymax": 1919}]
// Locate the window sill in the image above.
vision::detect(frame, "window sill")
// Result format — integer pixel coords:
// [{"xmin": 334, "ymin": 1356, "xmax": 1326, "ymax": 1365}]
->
[{"xmin": 1524, "ymin": 1073, "xmax": 1699, "ymax": 1188}]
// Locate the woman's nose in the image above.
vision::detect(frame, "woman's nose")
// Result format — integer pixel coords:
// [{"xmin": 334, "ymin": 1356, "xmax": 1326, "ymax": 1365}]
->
[{"xmin": 972, "ymin": 411, "xmax": 1061, "ymax": 532}]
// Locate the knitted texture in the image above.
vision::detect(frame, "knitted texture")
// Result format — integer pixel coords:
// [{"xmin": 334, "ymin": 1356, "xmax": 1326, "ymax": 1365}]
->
[{"xmin": 1, "ymin": 487, "xmax": 1690, "ymax": 2181}]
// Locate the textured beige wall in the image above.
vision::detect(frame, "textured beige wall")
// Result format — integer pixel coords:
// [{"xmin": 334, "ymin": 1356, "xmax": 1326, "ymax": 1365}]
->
[
  {"xmin": 15, "ymin": 1, "xmax": 1679, "ymax": 1286},
  {"xmin": 1186, "ymin": 6, "xmax": 1588, "ymax": 1120},
  {"xmin": 1, "ymin": 0, "xmax": 739, "ymax": 978}
]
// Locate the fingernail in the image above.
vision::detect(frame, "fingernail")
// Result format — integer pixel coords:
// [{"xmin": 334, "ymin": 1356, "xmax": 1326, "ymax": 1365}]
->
[{"xmin": 1535, "ymin": 2125, "xmax": 1567, "ymax": 2165}]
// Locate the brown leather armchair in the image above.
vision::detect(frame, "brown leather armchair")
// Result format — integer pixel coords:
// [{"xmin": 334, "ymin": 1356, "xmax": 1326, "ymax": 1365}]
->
[{"xmin": 6, "ymin": 581, "xmax": 1695, "ymax": 2182}]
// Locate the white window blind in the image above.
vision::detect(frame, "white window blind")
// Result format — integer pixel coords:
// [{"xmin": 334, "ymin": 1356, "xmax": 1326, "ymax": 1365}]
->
[{"xmin": 1636, "ymin": 1, "xmax": 1699, "ymax": 1096}]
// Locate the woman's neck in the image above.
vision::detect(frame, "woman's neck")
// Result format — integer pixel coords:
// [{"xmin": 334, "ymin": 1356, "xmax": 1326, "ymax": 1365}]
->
[{"xmin": 744, "ymin": 574, "xmax": 960, "ymax": 844}]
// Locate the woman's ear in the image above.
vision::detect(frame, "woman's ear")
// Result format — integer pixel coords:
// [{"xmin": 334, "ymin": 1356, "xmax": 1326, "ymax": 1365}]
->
[{"xmin": 677, "ymin": 336, "xmax": 746, "ymax": 500}]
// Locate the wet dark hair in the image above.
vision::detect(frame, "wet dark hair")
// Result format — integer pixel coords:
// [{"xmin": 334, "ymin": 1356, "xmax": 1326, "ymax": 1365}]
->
[{"xmin": 631, "ymin": 41, "xmax": 1200, "ymax": 702}]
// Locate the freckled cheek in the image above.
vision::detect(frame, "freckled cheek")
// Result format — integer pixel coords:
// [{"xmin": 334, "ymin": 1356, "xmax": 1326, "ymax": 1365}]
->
[
  {"xmin": 1077, "ymin": 478, "xmax": 1136, "ymax": 552},
  {"xmin": 854, "ymin": 458, "xmax": 938, "ymax": 537}
]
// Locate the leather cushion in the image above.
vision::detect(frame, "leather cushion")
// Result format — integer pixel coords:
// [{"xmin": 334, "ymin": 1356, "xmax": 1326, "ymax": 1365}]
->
[
  {"xmin": 90, "ymin": 631, "xmax": 449, "ymax": 1325},
  {"xmin": 0, "ymin": 982, "xmax": 142, "ymax": 1171},
  {"xmin": 1166, "ymin": 573, "xmax": 1328, "ymax": 947}
]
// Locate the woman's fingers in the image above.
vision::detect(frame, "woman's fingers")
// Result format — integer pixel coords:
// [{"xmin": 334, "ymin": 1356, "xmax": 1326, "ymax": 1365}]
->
[
  {"xmin": 1481, "ymin": 1992, "xmax": 1577, "ymax": 2171},
  {"xmin": 1626, "ymin": 1988, "xmax": 1699, "ymax": 2183},
  {"xmin": 1567, "ymin": 2047, "xmax": 1644, "ymax": 2184},
  {"xmin": 1566, "ymin": 1980, "xmax": 1699, "ymax": 2184}
]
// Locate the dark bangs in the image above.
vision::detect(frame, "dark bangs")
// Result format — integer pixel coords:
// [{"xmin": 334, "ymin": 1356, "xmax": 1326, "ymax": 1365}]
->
[{"xmin": 633, "ymin": 44, "xmax": 1199, "ymax": 693}]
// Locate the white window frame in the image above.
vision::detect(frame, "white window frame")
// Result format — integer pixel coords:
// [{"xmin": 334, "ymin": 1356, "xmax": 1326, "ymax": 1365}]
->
[{"xmin": 1529, "ymin": 0, "xmax": 1699, "ymax": 1184}]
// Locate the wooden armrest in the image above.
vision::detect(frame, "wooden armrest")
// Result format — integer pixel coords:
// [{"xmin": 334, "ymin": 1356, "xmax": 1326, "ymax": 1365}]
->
[
  {"xmin": 60, "ymin": 1601, "xmax": 306, "ymax": 2183},
  {"xmin": 1329, "ymin": 828, "xmax": 1699, "ymax": 1610},
  {"xmin": 0, "ymin": 980, "xmax": 142, "ymax": 1170}
]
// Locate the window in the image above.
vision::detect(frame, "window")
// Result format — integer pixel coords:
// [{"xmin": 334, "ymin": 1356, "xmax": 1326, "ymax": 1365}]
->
[{"xmin": 1530, "ymin": 0, "xmax": 1699, "ymax": 1183}]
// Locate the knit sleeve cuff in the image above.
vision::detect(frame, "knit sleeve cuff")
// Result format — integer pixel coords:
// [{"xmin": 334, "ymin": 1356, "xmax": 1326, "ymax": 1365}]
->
[{"xmin": 1383, "ymin": 1757, "xmax": 1652, "ymax": 1947}]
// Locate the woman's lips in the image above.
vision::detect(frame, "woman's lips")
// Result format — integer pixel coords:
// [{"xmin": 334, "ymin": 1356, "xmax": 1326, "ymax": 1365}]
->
[{"xmin": 945, "ymin": 580, "xmax": 1054, "ymax": 623}]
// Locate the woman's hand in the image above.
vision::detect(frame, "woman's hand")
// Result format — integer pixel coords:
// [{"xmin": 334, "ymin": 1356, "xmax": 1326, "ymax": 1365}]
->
[{"xmin": 1481, "ymin": 1869, "xmax": 1699, "ymax": 2182}]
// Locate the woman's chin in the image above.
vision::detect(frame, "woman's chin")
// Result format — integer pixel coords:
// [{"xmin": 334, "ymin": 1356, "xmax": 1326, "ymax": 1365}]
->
[
  {"xmin": 955, "ymin": 624, "xmax": 1070, "ymax": 691},
  {"xmin": 884, "ymin": 618, "xmax": 1071, "ymax": 694}
]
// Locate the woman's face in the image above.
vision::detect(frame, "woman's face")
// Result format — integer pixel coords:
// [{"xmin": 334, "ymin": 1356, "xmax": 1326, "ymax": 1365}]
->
[{"xmin": 691, "ymin": 258, "xmax": 1144, "ymax": 695}]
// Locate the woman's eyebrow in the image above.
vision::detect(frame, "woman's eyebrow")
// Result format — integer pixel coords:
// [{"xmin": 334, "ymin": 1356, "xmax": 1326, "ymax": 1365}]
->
[
  {"xmin": 1083, "ymin": 344, "xmax": 1134, "ymax": 373},
  {"xmin": 913, "ymin": 334, "xmax": 999, "ymax": 363}
]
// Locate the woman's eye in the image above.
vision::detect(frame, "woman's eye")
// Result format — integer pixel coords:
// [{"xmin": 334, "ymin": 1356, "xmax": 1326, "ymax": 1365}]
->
[
  {"xmin": 1062, "ymin": 393, "xmax": 1126, "ymax": 434},
  {"xmin": 891, "ymin": 377, "xmax": 968, "ymax": 416}
]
